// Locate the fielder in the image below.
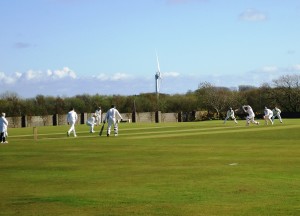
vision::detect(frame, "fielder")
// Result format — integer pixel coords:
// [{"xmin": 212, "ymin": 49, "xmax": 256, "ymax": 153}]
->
[
  {"xmin": 95, "ymin": 107, "xmax": 102, "ymax": 126},
  {"xmin": 86, "ymin": 113, "xmax": 96, "ymax": 133},
  {"xmin": 224, "ymin": 107, "xmax": 238, "ymax": 124},
  {"xmin": 263, "ymin": 107, "xmax": 273, "ymax": 125},
  {"xmin": 103, "ymin": 105, "xmax": 123, "ymax": 137},
  {"xmin": 242, "ymin": 105, "xmax": 260, "ymax": 126},
  {"xmin": 272, "ymin": 107, "xmax": 283, "ymax": 123},
  {"xmin": 0, "ymin": 113, "xmax": 8, "ymax": 144},
  {"xmin": 67, "ymin": 107, "xmax": 78, "ymax": 137}
]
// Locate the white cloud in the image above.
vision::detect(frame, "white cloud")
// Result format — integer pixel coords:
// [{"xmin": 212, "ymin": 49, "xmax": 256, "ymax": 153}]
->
[
  {"xmin": 260, "ymin": 64, "xmax": 300, "ymax": 73},
  {"xmin": 0, "ymin": 67, "xmax": 77, "ymax": 87},
  {"xmin": 261, "ymin": 66, "xmax": 279, "ymax": 73},
  {"xmin": 0, "ymin": 72, "xmax": 16, "ymax": 84},
  {"xmin": 111, "ymin": 73, "xmax": 131, "ymax": 81},
  {"xmin": 1, "ymin": 64, "xmax": 300, "ymax": 98},
  {"xmin": 162, "ymin": 71, "xmax": 180, "ymax": 78},
  {"xmin": 24, "ymin": 70, "xmax": 44, "ymax": 80},
  {"xmin": 15, "ymin": 67, "xmax": 77, "ymax": 81},
  {"xmin": 15, "ymin": 72, "xmax": 22, "ymax": 79},
  {"xmin": 290, "ymin": 64, "xmax": 300, "ymax": 71},
  {"xmin": 47, "ymin": 67, "xmax": 77, "ymax": 79},
  {"xmin": 94, "ymin": 74, "xmax": 109, "ymax": 81},
  {"xmin": 257, "ymin": 64, "xmax": 300, "ymax": 74},
  {"xmin": 95, "ymin": 73, "xmax": 132, "ymax": 81},
  {"xmin": 239, "ymin": 9, "xmax": 268, "ymax": 21}
]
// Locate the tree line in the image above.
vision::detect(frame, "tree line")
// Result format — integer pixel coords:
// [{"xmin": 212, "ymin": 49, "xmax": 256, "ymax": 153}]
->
[{"xmin": 0, "ymin": 75, "xmax": 299, "ymax": 118}]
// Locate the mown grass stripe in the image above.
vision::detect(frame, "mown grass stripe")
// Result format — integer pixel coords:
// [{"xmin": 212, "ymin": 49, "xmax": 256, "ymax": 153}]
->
[
  {"xmin": 126, "ymin": 124, "xmax": 300, "ymax": 139},
  {"xmin": 7, "ymin": 123, "xmax": 299, "ymax": 141}
]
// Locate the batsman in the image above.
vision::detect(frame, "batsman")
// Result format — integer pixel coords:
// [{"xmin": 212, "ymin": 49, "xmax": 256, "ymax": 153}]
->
[{"xmin": 102, "ymin": 105, "xmax": 123, "ymax": 137}]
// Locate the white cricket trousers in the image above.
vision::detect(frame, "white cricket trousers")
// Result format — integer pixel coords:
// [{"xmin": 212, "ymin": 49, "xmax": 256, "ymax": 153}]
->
[
  {"xmin": 107, "ymin": 118, "xmax": 118, "ymax": 136},
  {"xmin": 246, "ymin": 115, "xmax": 258, "ymax": 125},
  {"xmin": 86, "ymin": 122, "xmax": 95, "ymax": 132},
  {"xmin": 264, "ymin": 114, "xmax": 273, "ymax": 125},
  {"xmin": 68, "ymin": 122, "xmax": 77, "ymax": 136},
  {"xmin": 272, "ymin": 114, "xmax": 282, "ymax": 123}
]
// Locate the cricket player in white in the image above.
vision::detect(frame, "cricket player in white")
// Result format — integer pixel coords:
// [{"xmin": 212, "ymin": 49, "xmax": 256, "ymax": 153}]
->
[
  {"xmin": 67, "ymin": 108, "xmax": 78, "ymax": 137},
  {"xmin": 272, "ymin": 107, "xmax": 283, "ymax": 123},
  {"xmin": 224, "ymin": 107, "xmax": 238, "ymax": 124},
  {"xmin": 242, "ymin": 105, "xmax": 259, "ymax": 126},
  {"xmin": 103, "ymin": 105, "xmax": 123, "ymax": 137},
  {"xmin": 95, "ymin": 107, "xmax": 102, "ymax": 126},
  {"xmin": 86, "ymin": 114, "xmax": 96, "ymax": 133},
  {"xmin": 0, "ymin": 113, "xmax": 8, "ymax": 143},
  {"xmin": 263, "ymin": 107, "xmax": 273, "ymax": 125}
]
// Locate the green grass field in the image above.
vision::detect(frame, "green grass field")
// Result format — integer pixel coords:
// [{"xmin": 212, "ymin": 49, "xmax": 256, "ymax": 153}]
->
[{"xmin": 1, "ymin": 119, "xmax": 299, "ymax": 216}]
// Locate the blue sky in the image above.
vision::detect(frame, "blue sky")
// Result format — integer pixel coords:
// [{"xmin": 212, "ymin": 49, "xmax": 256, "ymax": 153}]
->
[{"xmin": 1, "ymin": 0, "xmax": 300, "ymax": 98}]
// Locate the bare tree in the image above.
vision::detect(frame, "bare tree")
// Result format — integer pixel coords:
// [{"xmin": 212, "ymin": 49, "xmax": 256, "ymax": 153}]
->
[
  {"xmin": 196, "ymin": 82, "xmax": 231, "ymax": 119},
  {"xmin": 272, "ymin": 74, "xmax": 300, "ymax": 112},
  {"xmin": 0, "ymin": 91, "xmax": 22, "ymax": 116}
]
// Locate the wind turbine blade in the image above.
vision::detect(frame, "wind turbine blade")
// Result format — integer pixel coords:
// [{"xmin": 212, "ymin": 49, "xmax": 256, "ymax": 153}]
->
[{"xmin": 156, "ymin": 53, "xmax": 161, "ymax": 74}]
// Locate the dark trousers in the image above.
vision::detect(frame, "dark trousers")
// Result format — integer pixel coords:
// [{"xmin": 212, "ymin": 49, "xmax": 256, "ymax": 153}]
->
[{"xmin": 0, "ymin": 132, "xmax": 6, "ymax": 142}]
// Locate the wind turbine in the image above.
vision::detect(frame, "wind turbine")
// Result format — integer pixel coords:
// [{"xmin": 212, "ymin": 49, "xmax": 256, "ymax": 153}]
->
[{"xmin": 155, "ymin": 53, "xmax": 162, "ymax": 99}]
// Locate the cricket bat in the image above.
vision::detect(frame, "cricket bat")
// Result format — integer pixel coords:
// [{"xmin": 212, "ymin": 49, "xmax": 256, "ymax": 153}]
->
[{"xmin": 99, "ymin": 123, "xmax": 105, "ymax": 136}]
